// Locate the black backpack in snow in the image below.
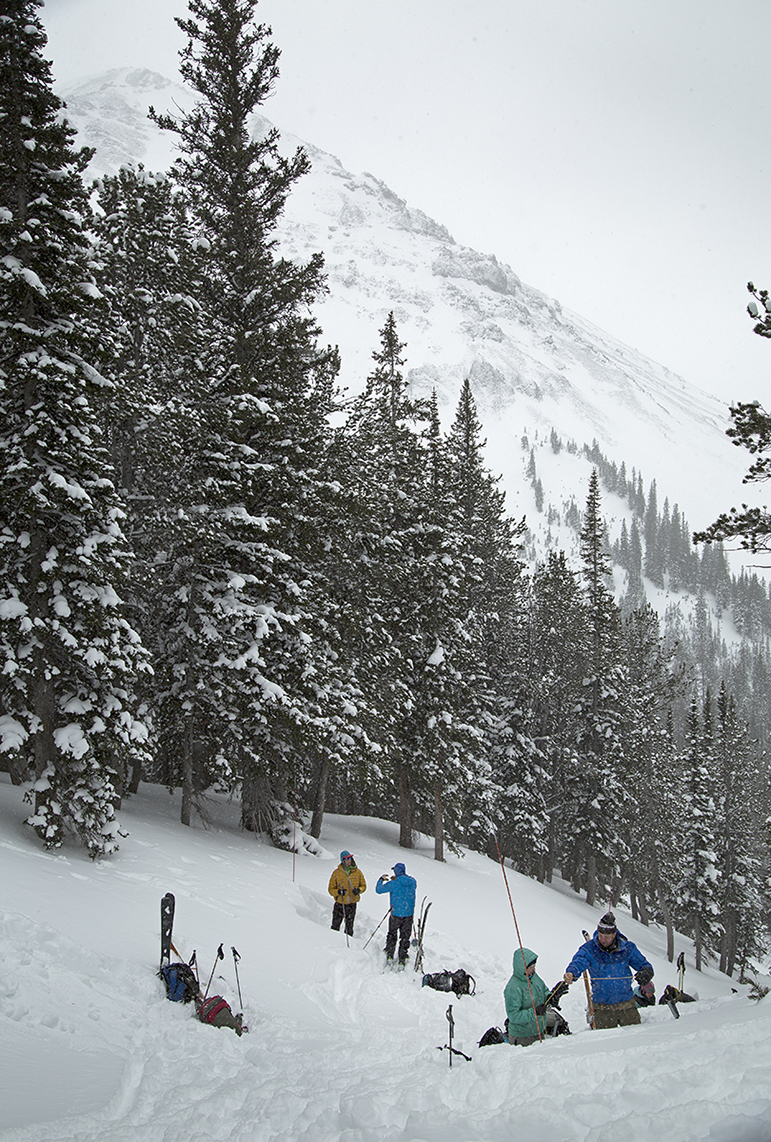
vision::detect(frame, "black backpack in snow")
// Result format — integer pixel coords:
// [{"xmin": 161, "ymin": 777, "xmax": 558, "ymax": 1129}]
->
[
  {"xmin": 160, "ymin": 961, "xmax": 200, "ymax": 1004},
  {"xmin": 478, "ymin": 1025, "xmax": 506, "ymax": 1047},
  {"xmin": 422, "ymin": 969, "xmax": 476, "ymax": 996}
]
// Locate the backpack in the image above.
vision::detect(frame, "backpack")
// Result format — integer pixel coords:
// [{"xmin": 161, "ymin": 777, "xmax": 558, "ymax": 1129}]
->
[
  {"xmin": 422, "ymin": 969, "xmax": 476, "ymax": 997},
  {"xmin": 196, "ymin": 993, "xmax": 246, "ymax": 1036},
  {"xmin": 478, "ymin": 1025, "xmax": 506, "ymax": 1047},
  {"xmin": 160, "ymin": 962, "xmax": 200, "ymax": 1004}
]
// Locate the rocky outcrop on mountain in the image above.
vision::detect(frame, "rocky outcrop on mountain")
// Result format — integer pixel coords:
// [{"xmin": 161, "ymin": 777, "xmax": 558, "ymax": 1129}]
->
[{"xmin": 60, "ymin": 68, "xmax": 744, "ymax": 522}]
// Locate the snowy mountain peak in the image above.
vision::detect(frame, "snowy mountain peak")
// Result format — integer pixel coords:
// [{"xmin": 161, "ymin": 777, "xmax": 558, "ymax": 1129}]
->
[{"xmin": 58, "ymin": 68, "xmax": 747, "ymax": 525}]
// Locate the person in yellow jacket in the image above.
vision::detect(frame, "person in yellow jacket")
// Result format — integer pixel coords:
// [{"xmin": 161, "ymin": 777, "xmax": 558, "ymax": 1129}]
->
[{"xmin": 328, "ymin": 851, "xmax": 367, "ymax": 936}]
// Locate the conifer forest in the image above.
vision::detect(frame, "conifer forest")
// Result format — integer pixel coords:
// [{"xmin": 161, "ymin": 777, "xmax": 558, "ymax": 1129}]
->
[{"xmin": 1, "ymin": 0, "xmax": 769, "ymax": 979}]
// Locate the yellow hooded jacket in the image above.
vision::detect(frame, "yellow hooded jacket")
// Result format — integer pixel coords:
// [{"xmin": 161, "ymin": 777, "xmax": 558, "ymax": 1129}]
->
[{"xmin": 328, "ymin": 861, "xmax": 366, "ymax": 906}]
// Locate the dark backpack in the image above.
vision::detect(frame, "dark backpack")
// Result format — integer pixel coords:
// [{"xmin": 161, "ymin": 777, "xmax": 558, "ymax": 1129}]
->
[
  {"xmin": 478, "ymin": 1025, "xmax": 506, "ymax": 1047},
  {"xmin": 160, "ymin": 962, "xmax": 200, "ymax": 1004},
  {"xmin": 422, "ymin": 969, "xmax": 476, "ymax": 996}
]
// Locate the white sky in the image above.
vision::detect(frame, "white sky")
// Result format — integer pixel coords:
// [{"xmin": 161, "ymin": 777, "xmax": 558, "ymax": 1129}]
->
[{"xmin": 42, "ymin": 0, "xmax": 771, "ymax": 406}]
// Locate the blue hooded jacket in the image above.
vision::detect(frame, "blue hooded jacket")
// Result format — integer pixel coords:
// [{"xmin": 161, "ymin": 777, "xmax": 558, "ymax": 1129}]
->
[
  {"xmin": 565, "ymin": 929, "xmax": 652, "ymax": 1006},
  {"xmin": 375, "ymin": 866, "xmax": 417, "ymax": 917}
]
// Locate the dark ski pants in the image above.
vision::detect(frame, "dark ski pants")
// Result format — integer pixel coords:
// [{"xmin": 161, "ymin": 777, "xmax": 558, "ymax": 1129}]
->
[
  {"xmin": 592, "ymin": 999, "xmax": 640, "ymax": 1030},
  {"xmin": 331, "ymin": 901, "xmax": 357, "ymax": 936},
  {"xmin": 385, "ymin": 914, "xmax": 413, "ymax": 963}
]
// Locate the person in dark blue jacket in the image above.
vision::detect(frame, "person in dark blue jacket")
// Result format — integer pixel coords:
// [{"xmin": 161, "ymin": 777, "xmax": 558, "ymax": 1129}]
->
[
  {"xmin": 563, "ymin": 911, "xmax": 653, "ymax": 1029},
  {"xmin": 375, "ymin": 863, "xmax": 417, "ymax": 965}
]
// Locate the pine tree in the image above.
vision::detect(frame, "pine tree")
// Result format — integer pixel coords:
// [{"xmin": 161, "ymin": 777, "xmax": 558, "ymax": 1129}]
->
[
  {"xmin": 0, "ymin": 1, "xmax": 150, "ymax": 854},
  {"xmin": 571, "ymin": 469, "xmax": 627, "ymax": 904},
  {"xmin": 338, "ymin": 313, "xmax": 431, "ymax": 847},
  {"xmin": 91, "ymin": 165, "xmax": 208, "ymax": 795},
  {"xmin": 150, "ymin": 0, "xmax": 343, "ymax": 832},
  {"xmin": 714, "ymin": 683, "xmax": 766, "ymax": 976},
  {"xmin": 525, "ymin": 551, "xmax": 587, "ymax": 880},
  {"xmin": 444, "ymin": 379, "xmax": 529, "ymax": 861},
  {"xmin": 677, "ymin": 692, "xmax": 722, "ymax": 970}
]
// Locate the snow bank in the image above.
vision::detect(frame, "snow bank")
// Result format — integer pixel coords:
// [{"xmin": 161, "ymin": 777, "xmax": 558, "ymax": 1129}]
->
[{"xmin": 0, "ymin": 776, "xmax": 769, "ymax": 1141}]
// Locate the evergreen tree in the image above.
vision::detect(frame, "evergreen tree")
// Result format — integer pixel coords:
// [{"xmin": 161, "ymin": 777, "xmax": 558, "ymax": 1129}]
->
[
  {"xmin": 620, "ymin": 604, "xmax": 683, "ymax": 951},
  {"xmin": 445, "ymin": 379, "xmax": 531, "ymax": 863},
  {"xmin": 571, "ymin": 470, "xmax": 628, "ymax": 904},
  {"xmin": 525, "ymin": 551, "xmax": 586, "ymax": 880},
  {"xmin": 92, "ymin": 165, "xmax": 207, "ymax": 796},
  {"xmin": 339, "ymin": 313, "xmax": 432, "ymax": 847},
  {"xmin": 151, "ymin": 0, "xmax": 343, "ymax": 833},
  {"xmin": 0, "ymin": 1, "xmax": 150, "ymax": 854},
  {"xmin": 677, "ymin": 692, "xmax": 722, "ymax": 970},
  {"xmin": 714, "ymin": 683, "xmax": 767, "ymax": 976}
]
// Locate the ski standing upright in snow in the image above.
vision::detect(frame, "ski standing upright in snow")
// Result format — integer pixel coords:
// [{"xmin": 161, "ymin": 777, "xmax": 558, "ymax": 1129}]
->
[
  {"xmin": 160, "ymin": 892, "xmax": 175, "ymax": 971},
  {"xmin": 413, "ymin": 898, "xmax": 432, "ymax": 973}
]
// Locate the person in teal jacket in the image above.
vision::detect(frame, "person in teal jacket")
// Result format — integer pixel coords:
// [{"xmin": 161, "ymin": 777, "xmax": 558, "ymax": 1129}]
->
[{"xmin": 504, "ymin": 947, "xmax": 552, "ymax": 1046}]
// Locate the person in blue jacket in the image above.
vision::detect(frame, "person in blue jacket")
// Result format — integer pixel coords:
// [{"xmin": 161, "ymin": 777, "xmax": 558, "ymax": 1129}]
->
[
  {"xmin": 375, "ymin": 863, "xmax": 417, "ymax": 965},
  {"xmin": 563, "ymin": 911, "xmax": 653, "ymax": 1029}
]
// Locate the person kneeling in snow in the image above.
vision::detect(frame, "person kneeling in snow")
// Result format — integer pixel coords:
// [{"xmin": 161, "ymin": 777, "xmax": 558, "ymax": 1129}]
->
[
  {"xmin": 328, "ymin": 851, "xmax": 367, "ymax": 936},
  {"xmin": 504, "ymin": 948, "xmax": 561, "ymax": 1045},
  {"xmin": 563, "ymin": 911, "xmax": 653, "ymax": 1029}
]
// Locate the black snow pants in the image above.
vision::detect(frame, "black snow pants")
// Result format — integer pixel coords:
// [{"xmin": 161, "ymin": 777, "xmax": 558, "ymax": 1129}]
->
[
  {"xmin": 385, "ymin": 914, "xmax": 413, "ymax": 963},
  {"xmin": 331, "ymin": 901, "xmax": 357, "ymax": 936}
]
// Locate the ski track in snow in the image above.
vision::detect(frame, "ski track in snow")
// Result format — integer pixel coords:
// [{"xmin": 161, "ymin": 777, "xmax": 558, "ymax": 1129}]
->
[{"xmin": 1, "ymin": 780, "xmax": 770, "ymax": 1142}]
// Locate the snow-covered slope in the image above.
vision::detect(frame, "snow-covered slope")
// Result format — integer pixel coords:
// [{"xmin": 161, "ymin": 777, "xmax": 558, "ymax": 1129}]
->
[
  {"xmin": 1, "ymin": 775, "xmax": 769, "ymax": 1141},
  {"xmin": 59, "ymin": 68, "xmax": 752, "ymax": 530}
]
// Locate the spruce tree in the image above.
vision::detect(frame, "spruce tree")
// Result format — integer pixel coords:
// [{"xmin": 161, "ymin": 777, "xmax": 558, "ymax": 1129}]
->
[
  {"xmin": 339, "ymin": 313, "xmax": 431, "ymax": 848},
  {"xmin": 150, "ymin": 0, "xmax": 342, "ymax": 832},
  {"xmin": 92, "ymin": 166, "xmax": 208, "ymax": 796},
  {"xmin": 572, "ymin": 469, "xmax": 627, "ymax": 904},
  {"xmin": 0, "ymin": 1, "xmax": 150, "ymax": 854},
  {"xmin": 677, "ymin": 692, "xmax": 722, "ymax": 970}
]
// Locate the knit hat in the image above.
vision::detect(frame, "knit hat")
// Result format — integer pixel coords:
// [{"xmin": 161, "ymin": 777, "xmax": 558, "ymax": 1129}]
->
[
  {"xmin": 341, "ymin": 850, "xmax": 353, "ymax": 862},
  {"xmin": 598, "ymin": 911, "xmax": 617, "ymax": 934},
  {"xmin": 392, "ymin": 862, "xmax": 406, "ymax": 876}
]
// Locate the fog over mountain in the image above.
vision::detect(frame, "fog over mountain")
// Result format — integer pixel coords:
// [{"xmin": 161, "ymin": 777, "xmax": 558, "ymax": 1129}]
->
[{"xmin": 60, "ymin": 68, "xmax": 752, "ymax": 533}]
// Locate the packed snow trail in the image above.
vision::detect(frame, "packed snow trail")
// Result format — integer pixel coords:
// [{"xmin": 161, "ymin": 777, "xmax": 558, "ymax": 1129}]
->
[{"xmin": 1, "ymin": 778, "xmax": 770, "ymax": 1142}]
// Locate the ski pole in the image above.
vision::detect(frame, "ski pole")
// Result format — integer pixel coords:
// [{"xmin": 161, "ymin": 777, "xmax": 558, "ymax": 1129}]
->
[
  {"xmin": 363, "ymin": 908, "xmax": 391, "ymax": 950},
  {"xmin": 232, "ymin": 947, "xmax": 243, "ymax": 1009},
  {"xmin": 494, "ymin": 833, "xmax": 543, "ymax": 1042},
  {"xmin": 581, "ymin": 930, "xmax": 596, "ymax": 1028},
  {"xmin": 447, "ymin": 1004, "xmax": 454, "ymax": 1068},
  {"xmin": 204, "ymin": 944, "xmax": 224, "ymax": 1000},
  {"xmin": 677, "ymin": 951, "xmax": 685, "ymax": 995}
]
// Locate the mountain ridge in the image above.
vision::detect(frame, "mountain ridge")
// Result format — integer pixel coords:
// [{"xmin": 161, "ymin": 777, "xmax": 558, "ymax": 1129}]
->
[{"xmin": 59, "ymin": 67, "xmax": 751, "ymax": 529}]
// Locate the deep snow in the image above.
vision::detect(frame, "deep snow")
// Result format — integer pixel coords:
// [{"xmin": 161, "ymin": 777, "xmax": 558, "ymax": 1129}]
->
[{"xmin": 1, "ymin": 776, "xmax": 770, "ymax": 1142}]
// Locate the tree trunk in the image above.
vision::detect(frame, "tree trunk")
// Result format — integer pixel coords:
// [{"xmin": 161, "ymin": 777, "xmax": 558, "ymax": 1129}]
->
[
  {"xmin": 398, "ymin": 762, "xmax": 413, "ymax": 849},
  {"xmin": 585, "ymin": 848, "xmax": 597, "ymax": 906},
  {"xmin": 180, "ymin": 720, "xmax": 193, "ymax": 827},
  {"xmin": 434, "ymin": 783, "xmax": 444, "ymax": 862},
  {"xmin": 309, "ymin": 754, "xmax": 331, "ymax": 839},
  {"xmin": 128, "ymin": 754, "xmax": 142, "ymax": 795},
  {"xmin": 655, "ymin": 881, "xmax": 675, "ymax": 962}
]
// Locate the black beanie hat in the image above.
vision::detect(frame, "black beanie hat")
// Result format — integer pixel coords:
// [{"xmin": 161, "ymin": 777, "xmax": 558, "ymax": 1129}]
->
[{"xmin": 598, "ymin": 911, "xmax": 617, "ymax": 933}]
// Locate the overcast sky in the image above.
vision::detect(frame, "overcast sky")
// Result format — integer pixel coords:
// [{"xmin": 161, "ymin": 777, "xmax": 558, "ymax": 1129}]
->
[{"xmin": 42, "ymin": 0, "xmax": 771, "ymax": 407}]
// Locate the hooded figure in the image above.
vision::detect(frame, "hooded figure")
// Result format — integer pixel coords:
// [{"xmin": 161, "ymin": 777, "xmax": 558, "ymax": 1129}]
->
[
  {"xmin": 328, "ymin": 851, "xmax": 366, "ymax": 936},
  {"xmin": 376, "ymin": 863, "xmax": 418, "ymax": 965},
  {"xmin": 503, "ymin": 948, "xmax": 550, "ymax": 1045}
]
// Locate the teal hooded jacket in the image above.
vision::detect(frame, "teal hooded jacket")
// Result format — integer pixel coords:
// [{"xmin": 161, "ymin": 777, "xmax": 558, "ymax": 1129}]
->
[{"xmin": 503, "ymin": 948, "xmax": 549, "ymax": 1042}]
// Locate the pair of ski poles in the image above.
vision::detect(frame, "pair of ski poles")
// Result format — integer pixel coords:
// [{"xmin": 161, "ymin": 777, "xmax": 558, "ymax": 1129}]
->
[{"xmin": 201, "ymin": 943, "xmax": 244, "ymax": 1008}]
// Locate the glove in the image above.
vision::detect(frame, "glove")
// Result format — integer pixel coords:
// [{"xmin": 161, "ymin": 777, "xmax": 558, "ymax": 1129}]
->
[
  {"xmin": 352, "ymin": 889, "xmax": 360, "ymax": 897},
  {"xmin": 534, "ymin": 1003, "xmax": 547, "ymax": 1016},
  {"xmin": 337, "ymin": 888, "xmax": 346, "ymax": 898},
  {"xmin": 379, "ymin": 874, "xmax": 390, "ymax": 882},
  {"xmin": 635, "ymin": 966, "xmax": 654, "ymax": 985}
]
